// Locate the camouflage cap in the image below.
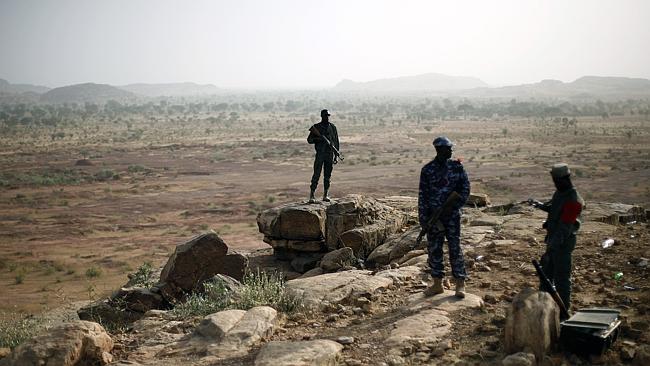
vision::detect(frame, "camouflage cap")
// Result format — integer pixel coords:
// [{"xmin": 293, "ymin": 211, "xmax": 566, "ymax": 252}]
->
[{"xmin": 550, "ymin": 163, "xmax": 571, "ymax": 178}]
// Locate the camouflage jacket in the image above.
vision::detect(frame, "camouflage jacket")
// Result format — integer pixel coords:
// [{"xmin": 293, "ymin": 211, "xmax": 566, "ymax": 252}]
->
[
  {"xmin": 307, "ymin": 121, "xmax": 339, "ymax": 155},
  {"xmin": 418, "ymin": 158, "xmax": 470, "ymax": 226}
]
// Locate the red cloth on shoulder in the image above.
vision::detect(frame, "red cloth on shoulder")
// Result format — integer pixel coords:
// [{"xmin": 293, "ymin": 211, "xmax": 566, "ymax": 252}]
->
[{"xmin": 560, "ymin": 201, "xmax": 582, "ymax": 224}]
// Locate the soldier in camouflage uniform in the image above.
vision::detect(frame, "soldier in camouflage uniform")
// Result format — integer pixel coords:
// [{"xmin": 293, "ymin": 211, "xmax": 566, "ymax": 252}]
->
[
  {"xmin": 307, "ymin": 109, "xmax": 339, "ymax": 203},
  {"xmin": 418, "ymin": 136, "xmax": 471, "ymax": 298},
  {"xmin": 530, "ymin": 163, "xmax": 584, "ymax": 313}
]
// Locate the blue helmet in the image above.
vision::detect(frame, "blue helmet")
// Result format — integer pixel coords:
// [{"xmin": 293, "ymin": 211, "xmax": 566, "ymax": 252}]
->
[{"xmin": 432, "ymin": 136, "xmax": 453, "ymax": 147}]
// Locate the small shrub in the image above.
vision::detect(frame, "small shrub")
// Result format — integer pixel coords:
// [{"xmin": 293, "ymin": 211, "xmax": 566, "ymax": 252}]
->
[
  {"xmin": 94, "ymin": 169, "xmax": 117, "ymax": 182},
  {"xmin": 85, "ymin": 266, "xmax": 102, "ymax": 278},
  {"xmin": 0, "ymin": 314, "xmax": 49, "ymax": 348},
  {"xmin": 128, "ymin": 262, "xmax": 155, "ymax": 288},
  {"xmin": 14, "ymin": 271, "xmax": 25, "ymax": 284}
]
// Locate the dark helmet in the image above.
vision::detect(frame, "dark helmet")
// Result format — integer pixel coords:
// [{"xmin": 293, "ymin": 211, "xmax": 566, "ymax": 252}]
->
[
  {"xmin": 432, "ymin": 136, "xmax": 453, "ymax": 147},
  {"xmin": 320, "ymin": 109, "xmax": 330, "ymax": 117}
]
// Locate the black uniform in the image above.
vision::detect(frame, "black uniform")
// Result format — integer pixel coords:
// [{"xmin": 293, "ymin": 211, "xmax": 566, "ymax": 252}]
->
[{"xmin": 307, "ymin": 121, "xmax": 339, "ymax": 193}]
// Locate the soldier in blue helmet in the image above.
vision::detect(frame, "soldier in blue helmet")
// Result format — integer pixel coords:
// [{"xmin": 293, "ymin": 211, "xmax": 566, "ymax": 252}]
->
[{"xmin": 418, "ymin": 136, "xmax": 471, "ymax": 298}]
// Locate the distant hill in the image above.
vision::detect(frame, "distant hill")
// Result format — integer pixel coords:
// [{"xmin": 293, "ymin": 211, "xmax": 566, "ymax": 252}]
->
[
  {"xmin": 0, "ymin": 78, "xmax": 50, "ymax": 94},
  {"xmin": 333, "ymin": 73, "xmax": 488, "ymax": 92},
  {"xmin": 40, "ymin": 83, "xmax": 135, "ymax": 103},
  {"xmin": 464, "ymin": 76, "xmax": 650, "ymax": 99},
  {"xmin": 119, "ymin": 82, "xmax": 220, "ymax": 97}
]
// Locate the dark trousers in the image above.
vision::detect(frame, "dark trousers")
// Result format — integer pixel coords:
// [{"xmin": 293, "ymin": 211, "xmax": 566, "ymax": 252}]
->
[
  {"xmin": 310, "ymin": 153, "xmax": 333, "ymax": 192},
  {"xmin": 541, "ymin": 234, "xmax": 576, "ymax": 310},
  {"xmin": 427, "ymin": 214, "xmax": 467, "ymax": 279}
]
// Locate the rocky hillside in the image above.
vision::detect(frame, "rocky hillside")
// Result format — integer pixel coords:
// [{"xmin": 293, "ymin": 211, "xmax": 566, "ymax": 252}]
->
[
  {"xmin": 119, "ymin": 82, "xmax": 221, "ymax": 97},
  {"xmin": 0, "ymin": 78, "xmax": 50, "ymax": 94},
  {"xmin": 40, "ymin": 83, "xmax": 135, "ymax": 104},
  {"xmin": 1, "ymin": 194, "xmax": 648, "ymax": 366}
]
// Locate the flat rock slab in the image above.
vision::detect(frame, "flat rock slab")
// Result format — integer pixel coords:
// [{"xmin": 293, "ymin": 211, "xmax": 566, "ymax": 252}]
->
[
  {"xmin": 384, "ymin": 309, "xmax": 451, "ymax": 348},
  {"xmin": 469, "ymin": 215, "xmax": 507, "ymax": 227},
  {"xmin": 499, "ymin": 217, "xmax": 541, "ymax": 239},
  {"xmin": 158, "ymin": 306, "xmax": 278, "ymax": 359},
  {"xmin": 406, "ymin": 290, "xmax": 484, "ymax": 313},
  {"xmin": 375, "ymin": 266, "xmax": 423, "ymax": 283},
  {"xmin": 254, "ymin": 340, "xmax": 344, "ymax": 366},
  {"xmin": 286, "ymin": 270, "xmax": 394, "ymax": 310},
  {"xmin": 461, "ymin": 226, "xmax": 494, "ymax": 246}
]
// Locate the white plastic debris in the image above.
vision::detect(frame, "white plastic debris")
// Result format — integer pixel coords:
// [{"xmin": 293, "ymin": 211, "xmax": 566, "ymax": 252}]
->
[{"xmin": 601, "ymin": 238, "xmax": 615, "ymax": 249}]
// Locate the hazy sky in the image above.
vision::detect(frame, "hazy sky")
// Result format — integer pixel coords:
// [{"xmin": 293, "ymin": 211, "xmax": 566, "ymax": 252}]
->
[{"xmin": 1, "ymin": 0, "xmax": 649, "ymax": 89}]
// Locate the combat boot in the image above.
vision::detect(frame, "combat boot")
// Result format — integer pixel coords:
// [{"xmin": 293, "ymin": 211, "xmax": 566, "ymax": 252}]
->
[
  {"xmin": 322, "ymin": 190, "xmax": 331, "ymax": 202},
  {"xmin": 309, "ymin": 190, "xmax": 316, "ymax": 204},
  {"xmin": 424, "ymin": 277, "xmax": 444, "ymax": 296},
  {"xmin": 454, "ymin": 278, "xmax": 466, "ymax": 299}
]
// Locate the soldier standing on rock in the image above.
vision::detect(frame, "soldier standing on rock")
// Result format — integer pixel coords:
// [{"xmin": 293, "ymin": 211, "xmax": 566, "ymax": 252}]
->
[
  {"xmin": 529, "ymin": 163, "xmax": 584, "ymax": 313},
  {"xmin": 307, "ymin": 109, "xmax": 340, "ymax": 203},
  {"xmin": 419, "ymin": 136, "xmax": 470, "ymax": 298}
]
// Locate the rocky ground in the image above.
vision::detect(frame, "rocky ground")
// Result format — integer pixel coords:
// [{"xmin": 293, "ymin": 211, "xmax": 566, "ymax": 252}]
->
[{"xmin": 1, "ymin": 195, "xmax": 648, "ymax": 366}]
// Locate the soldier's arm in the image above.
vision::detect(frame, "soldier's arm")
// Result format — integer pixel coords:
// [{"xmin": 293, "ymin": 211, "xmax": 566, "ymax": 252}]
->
[
  {"xmin": 307, "ymin": 126, "xmax": 320, "ymax": 144},
  {"xmin": 456, "ymin": 163, "xmax": 470, "ymax": 210},
  {"xmin": 332, "ymin": 125, "xmax": 339, "ymax": 151},
  {"xmin": 418, "ymin": 167, "xmax": 432, "ymax": 227},
  {"xmin": 547, "ymin": 200, "xmax": 583, "ymax": 247}
]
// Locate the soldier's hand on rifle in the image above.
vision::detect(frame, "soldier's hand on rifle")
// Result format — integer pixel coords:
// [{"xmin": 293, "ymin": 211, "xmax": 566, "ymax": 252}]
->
[
  {"xmin": 333, "ymin": 156, "xmax": 338, "ymax": 165},
  {"xmin": 526, "ymin": 198, "xmax": 543, "ymax": 208}
]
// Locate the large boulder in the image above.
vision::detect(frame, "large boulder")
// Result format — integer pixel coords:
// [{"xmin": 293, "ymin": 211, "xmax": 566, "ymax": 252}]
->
[
  {"xmin": 257, "ymin": 202, "xmax": 328, "ymax": 241},
  {"xmin": 157, "ymin": 232, "xmax": 248, "ymax": 303},
  {"xmin": 255, "ymin": 340, "xmax": 344, "ymax": 366},
  {"xmin": 366, "ymin": 227, "xmax": 421, "ymax": 266},
  {"xmin": 325, "ymin": 195, "xmax": 407, "ymax": 250},
  {"xmin": 504, "ymin": 288, "xmax": 560, "ymax": 362},
  {"xmin": 0, "ymin": 321, "xmax": 113, "ymax": 366}
]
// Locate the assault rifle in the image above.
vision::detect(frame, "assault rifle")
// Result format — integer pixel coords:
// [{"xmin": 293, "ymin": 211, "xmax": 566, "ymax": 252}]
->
[
  {"xmin": 532, "ymin": 259, "xmax": 570, "ymax": 320},
  {"xmin": 415, "ymin": 191, "xmax": 461, "ymax": 246},
  {"xmin": 309, "ymin": 125, "xmax": 344, "ymax": 164}
]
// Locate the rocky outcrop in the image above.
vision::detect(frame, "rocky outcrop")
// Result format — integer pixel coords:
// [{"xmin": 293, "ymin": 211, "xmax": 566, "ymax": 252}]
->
[
  {"xmin": 112, "ymin": 287, "xmax": 165, "ymax": 313},
  {"xmin": 325, "ymin": 195, "xmax": 407, "ymax": 251},
  {"xmin": 157, "ymin": 232, "xmax": 248, "ymax": 303},
  {"xmin": 257, "ymin": 195, "xmax": 412, "ymax": 271},
  {"xmin": 504, "ymin": 288, "xmax": 560, "ymax": 362},
  {"xmin": 0, "ymin": 321, "xmax": 113, "ymax": 366},
  {"xmin": 255, "ymin": 340, "xmax": 344, "ymax": 366}
]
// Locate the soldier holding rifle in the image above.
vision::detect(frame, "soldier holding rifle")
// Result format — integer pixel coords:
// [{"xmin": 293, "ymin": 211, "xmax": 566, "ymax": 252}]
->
[
  {"xmin": 527, "ymin": 163, "xmax": 584, "ymax": 315},
  {"xmin": 418, "ymin": 136, "xmax": 470, "ymax": 298},
  {"xmin": 307, "ymin": 109, "xmax": 340, "ymax": 203}
]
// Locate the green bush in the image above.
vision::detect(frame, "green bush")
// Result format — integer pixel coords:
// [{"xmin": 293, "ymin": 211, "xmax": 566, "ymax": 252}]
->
[
  {"xmin": 94, "ymin": 169, "xmax": 117, "ymax": 182},
  {"xmin": 171, "ymin": 270, "xmax": 302, "ymax": 318},
  {"xmin": 128, "ymin": 262, "xmax": 155, "ymax": 288}
]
